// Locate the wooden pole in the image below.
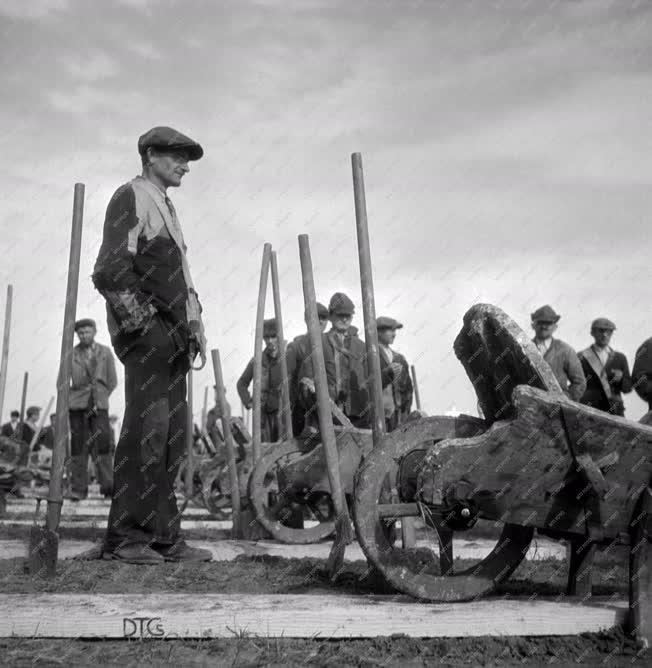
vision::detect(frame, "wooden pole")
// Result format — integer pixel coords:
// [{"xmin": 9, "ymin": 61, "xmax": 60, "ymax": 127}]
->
[
  {"xmin": 351, "ymin": 153, "xmax": 384, "ymax": 446},
  {"xmin": 270, "ymin": 250, "xmax": 292, "ymax": 440},
  {"xmin": 410, "ymin": 365, "xmax": 421, "ymax": 411},
  {"xmin": 30, "ymin": 183, "xmax": 84, "ymax": 576},
  {"xmin": 201, "ymin": 386, "xmax": 209, "ymax": 433},
  {"xmin": 211, "ymin": 349, "xmax": 241, "ymax": 538},
  {"xmin": 252, "ymin": 243, "xmax": 272, "ymax": 462},
  {"xmin": 185, "ymin": 369, "xmax": 194, "ymax": 497},
  {"xmin": 17, "ymin": 371, "xmax": 28, "ymax": 442},
  {"xmin": 0, "ymin": 284, "xmax": 12, "ymax": 423},
  {"xmin": 298, "ymin": 234, "xmax": 352, "ymax": 577},
  {"xmin": 352, "ymin": 152, "xmax": 415, "ymax": 548}
]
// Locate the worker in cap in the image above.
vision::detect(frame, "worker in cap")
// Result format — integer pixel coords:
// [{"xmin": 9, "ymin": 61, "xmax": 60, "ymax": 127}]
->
[
  {"xmin": 237, "ymin": 318, "xmax": 283, "ymax": 444},
  {"xmin": 530, "ymin": 304, "xmax": 585, "ymax": 401},
  {"xmin": 376, "ymin": 317, "xmax": 413, "ymax": 431},
  {"xmin": 578, "ymin": 318, "xmax": 631, "ymax": 416},
  {"xmin": 286, "ymin": 302, "xmax": 329, "ymax": 436},
  {"xmin": 299, "ymin": 292, "xmax": 370, "ymax": 429},
  {"xmin": 91, "ymin": 126, "xmax": 210, "ymax": 564},
  {"xmin": 1, "ymin": 410, "xmax": 21, "ymax": 438},
  {"xmin": 67, "ymin": 316, "xmax": 117, "ymax": 501}
]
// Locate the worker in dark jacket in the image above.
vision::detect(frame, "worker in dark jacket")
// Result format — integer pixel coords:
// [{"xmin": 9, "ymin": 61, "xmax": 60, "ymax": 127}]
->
[
  {"xmin": 530, "ymin": 305, "xmax": 586, "ymax": 401},
  {"xmin": 377, "ymin": 317, "xmax": 413, "ymax": 431},
  {"xmin": 579, "ymin": 318, "xmax": 632, "ymax": 416},
  {"xmin": 633, "ymin": 336, "xmax": 652, "ymax": 412},
  {"xmin": 286, "ymin": 302, "xmax": 329, "ymax": 436},
  {"xmin": 1, "ymin": 411, "xmax": 20, "ymax": 438},
  {"xmin": 92, "ymin": 126, "xmax": 210, "ymax": 565},
  {"xmin": 237, "ymin": 318, "xmax": 283, "ymax": 443}
]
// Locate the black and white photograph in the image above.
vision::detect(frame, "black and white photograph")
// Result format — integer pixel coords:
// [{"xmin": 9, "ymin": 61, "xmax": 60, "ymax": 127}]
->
[{"xmin": 0, "ymin": 0, "xmax": 651, "ymax": 665}]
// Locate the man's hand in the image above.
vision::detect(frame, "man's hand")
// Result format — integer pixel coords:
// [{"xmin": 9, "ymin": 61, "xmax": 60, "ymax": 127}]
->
[
  {"xmin": 244, "ymin": 399, "xmax": 253, "ymax": 410},
  {"xmin": 299, "ymin": 377, "xmax": 316, "ymax": 394},
  {"xmin": 188, "ymin": 319, "xmax": 207, "ymax": 370},
  {"xmin": 610, "ymin": 368, "xmax": 623, "ymax": 383}
]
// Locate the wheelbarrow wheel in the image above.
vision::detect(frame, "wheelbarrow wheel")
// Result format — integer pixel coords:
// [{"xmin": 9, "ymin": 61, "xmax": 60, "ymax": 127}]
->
[
  {"xmin": 354, "ymin": 415, "xmax": 534, "ymax": 602},
  {"xmin": 248, "ymin": 439, "xmax": 336, "ymax": 544},
  {"xmin": 627, "ymin": 487, "xmax": 651, "ymax": 648}
]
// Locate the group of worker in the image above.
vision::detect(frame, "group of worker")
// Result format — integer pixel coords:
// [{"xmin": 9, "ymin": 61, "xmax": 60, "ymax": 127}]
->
[
  {"xmin": 528, "ymin": 304, "xmax": 650, "ymax": 418},
  {"xmin": 233, "ymin": 293, "xmax": 414, "ymax": 445}
]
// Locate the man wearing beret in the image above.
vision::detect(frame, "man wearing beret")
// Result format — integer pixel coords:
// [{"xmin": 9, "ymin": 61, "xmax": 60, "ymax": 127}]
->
[
  {"xmin": 633, "ymin": 335, "xmax": 652, "ymax": 413},
  {"xmin": 377, "ymin": 317, "xmax": 413, "ymax": 431},
  {"xmin": 285, "ymin": 302, "xmax": 329, "ymax": 436},
  {"xmin": 237, "ymin": 318, "xmax": 283, "ymax": 443},
  {"xmin": 67, "ymin": 318, "xmax": 117, "ymax": 500},
  {"xmin": 531, "ymin": 305, "xmax": 586, "ymax": 401},
  {"xmin": 92, "ymin": 126, "xmax": 210, "ymax": 564},
  {"xmin": 578, "ymin": 318, "xmax": 632, "ymax": 416}
]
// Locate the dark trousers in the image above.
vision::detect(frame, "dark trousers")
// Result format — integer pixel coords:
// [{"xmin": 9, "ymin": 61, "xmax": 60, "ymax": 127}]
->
[
  {"xmin": 262, "ymin": 410, "xmax": 280, "ymax": 443},
  {"xmin": 105, "ymin": 315, "xmax": 189, "ymax": 551},
  {"xmin": 69, "ymin": 407, "xmax": 113, "ymax": 497}
]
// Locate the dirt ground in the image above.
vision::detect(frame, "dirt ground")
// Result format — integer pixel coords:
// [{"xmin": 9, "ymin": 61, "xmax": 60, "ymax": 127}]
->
[{"xmin": 1, "ymin": 550, "xmax": 649, "ymax": 665}]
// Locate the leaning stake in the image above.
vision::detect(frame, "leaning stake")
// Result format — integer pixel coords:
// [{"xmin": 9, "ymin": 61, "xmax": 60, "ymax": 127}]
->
[
  {"xmin": 298, "ymin": 234, "xmax": 353, "ymax": 578},
  {"xmin": 252, "ymin": 243, "xmax": 272, "ymax": 462},
  {"xmin": 29, "ymin": 183, "xmax": 84, "ymax": 577},
  {"xmin": 211, "ymin": 348, "xmax": 242, "ymax": 538},
  {"xmin": 270, "ymin": 250, "xmax": 292, "ymax": 440},
  {"xmin": 0, "ymin": 285, "xmax": 13, "ymax": 422}
]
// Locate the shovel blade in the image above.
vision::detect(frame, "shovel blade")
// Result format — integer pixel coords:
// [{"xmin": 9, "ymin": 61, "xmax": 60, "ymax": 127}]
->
[{"xmin": 28, "ymin": 525, "xmax": 58, "ymax": 577}]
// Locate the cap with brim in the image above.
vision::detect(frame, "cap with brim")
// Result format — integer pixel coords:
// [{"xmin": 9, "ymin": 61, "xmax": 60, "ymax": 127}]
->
[
  {"xmin": 74, "ymin": 318, "xmax": 96, "ymax": 331},
  {"xmin": 376, "ymin": 316, "xmax": 403, "ymax": 330},
  {"xmin": 263, "ymin": 318, "xmax": 277, "ymax": 337},
  {"xmin": 328, "ymin": 292, "xmax": 355, "ymax": 316},
  {"xmin": 138, "ymin": 126, "xmax": 204, "ymax": 161},
  {"xmin": 591, "ymin": 317, "xmax": 616, "ymax": 331},
  {"xmin": 531, "ymin": 305, "xmax": 560, "ymax": 323}
]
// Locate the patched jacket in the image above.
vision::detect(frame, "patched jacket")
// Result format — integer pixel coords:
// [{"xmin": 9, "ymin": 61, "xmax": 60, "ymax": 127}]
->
[{"xmin": 92, "ymin": 176, "xmax": 203, "ymax": 342}]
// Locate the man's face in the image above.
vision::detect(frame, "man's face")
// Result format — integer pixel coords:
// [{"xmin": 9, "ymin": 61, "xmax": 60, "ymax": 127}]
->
[
  {"xmin": 76, "ymin": 326, "xmax": 96, "ymax": 346},
  {"xmin": 378, "ymin": 328, "xmax": 396, "ymax": 345},
  {"xmin": 532, "ymin": 320, "xmax": 557, "ymax": 340},
  {"xmin": 330, "ymin": 313, "xmax": 352, "ymax": 333},
  {"xmin": 592, "ymin": 328, "xmax": 613, "ymax": 347},
  {"xmin": 264, "ymin": 336, "xmax": 278, "ymax": 354},
  {"xmin": 148, "ymin": 149, "xmax": 190, "ymax": 188},
  {"xmin": 10, "ymin": 415, "xmax": 18, "ymax": 424},
  {"xmin": 29, "ymin": 411, "xmax": 40, "ymax": 423},
  {"xmin": 319, "ymin": 316, "xmax": 328, "ymax": 332}
]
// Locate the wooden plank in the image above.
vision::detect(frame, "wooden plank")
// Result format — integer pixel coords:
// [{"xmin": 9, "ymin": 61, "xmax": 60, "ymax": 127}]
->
[
  {"xmin": 0, "ymin": 593, "xmax": 626, "ymax": 638},
  {"xmin": 0, "ymin": 537, "xmax": 568, "ymax": 562},
  {"xmin": 5, "ymin": 503, "xmax": 214, "ymax": 517}
]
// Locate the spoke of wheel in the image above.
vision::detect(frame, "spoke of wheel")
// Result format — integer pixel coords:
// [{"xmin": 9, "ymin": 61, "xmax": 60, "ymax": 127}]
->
[{"xmin": 437, "ymin": 526, "xmax": 454, "ymax": 576}]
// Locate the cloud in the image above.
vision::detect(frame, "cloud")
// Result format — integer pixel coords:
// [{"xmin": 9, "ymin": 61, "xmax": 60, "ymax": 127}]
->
[
  {"xmin": 61, "ymin": 51, "xmax": 118, "ymax": 82},
  {"xmin": 0, "ymin": 0, "xmax": 68, "ymax": 19}
]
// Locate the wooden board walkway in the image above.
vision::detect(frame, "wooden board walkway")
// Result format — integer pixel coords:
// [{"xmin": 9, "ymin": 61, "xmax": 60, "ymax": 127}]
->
[
  {"xmin": 0, "ymin": 593, "xmax": 626, "ymax": 638},
  {"xmin": 0, "ymin": 537, "xmax": 568, "ymax": 562}
]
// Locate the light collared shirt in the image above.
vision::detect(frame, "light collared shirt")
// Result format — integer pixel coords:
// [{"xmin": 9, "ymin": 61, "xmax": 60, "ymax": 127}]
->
[{"xmin": 534, "ymin": 338, "xmax": 552, "ymax": 356}]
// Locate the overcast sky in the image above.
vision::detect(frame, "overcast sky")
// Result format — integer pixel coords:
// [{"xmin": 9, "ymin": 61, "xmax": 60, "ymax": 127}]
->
[{"xmin": 0, "ymin": 0, "xmax": 651, "ymax": 425}]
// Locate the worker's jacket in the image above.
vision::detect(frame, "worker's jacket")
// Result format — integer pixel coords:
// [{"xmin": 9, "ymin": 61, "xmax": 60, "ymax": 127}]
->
[
  {"xmin": 69, "ymin": 342, "xmax": 117, "ymax": 410},
  {"xmin": 237, "ymin": 350, "xmax": 283, "ymax": 413}
]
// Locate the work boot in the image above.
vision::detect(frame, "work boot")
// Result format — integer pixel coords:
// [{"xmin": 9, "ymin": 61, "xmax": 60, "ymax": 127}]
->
[
  {"xmin": 102, "ymin": 544, "xmax": 164, "ymax": 565},
  {"xmin": 154, "ymin": 540, "xmax": 212, "ymax": 562}
]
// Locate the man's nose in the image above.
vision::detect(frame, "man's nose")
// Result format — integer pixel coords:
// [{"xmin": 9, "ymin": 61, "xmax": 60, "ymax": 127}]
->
[{"xmin": 180, "ymin": 162, "xmax": 190, "ymax": 173}]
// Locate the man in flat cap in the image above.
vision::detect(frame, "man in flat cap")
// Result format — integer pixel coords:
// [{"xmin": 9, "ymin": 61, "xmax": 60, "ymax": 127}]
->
[
  {"xmin": 633, "ymin": 335, "xmax": 652, "ymax": 414},
  {"xmin": 377, "ymin": 317, "xmax": 413, "ymax": 431},
  {"xmin": 285, "ymin": 302, "xmax": 329, "ymax": 436},
  {"xmin": 237, "ymin": 319, "xmax": 283, "ymax": 443},
  {"xmin": 92, "ymin": 126, "xmax": 209, "ymax": 564},
  {"xmin": 66, "ymin": 318, "xmax": 117, "ymax": 500},
  {"xmin": 578, "ymin": 318, "xmax": 632, "ymax": 416},
  {"xmin": 300, "ymin": 292, "xmax": 371, "ymax": 428},
  {"xmin": 530, "ymin": 305, "xmax": 585, "ymax": 401}
]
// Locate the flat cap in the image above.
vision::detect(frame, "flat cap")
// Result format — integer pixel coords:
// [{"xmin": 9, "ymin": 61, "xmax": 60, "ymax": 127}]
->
[
  {"xmin": 591, "ymin": 317, "xmax": 616, "ymax": 331},
  {"xmin": 74, "ymin": 318, "xmax": 96, "ymax": 331},
  {"xmin": 376, "ymin": 316, "xmax": 403, "ymax": 330},
  {"xmin": 138, "ymin": 126, "xmax": 204, "ymax": 161},
  {"xmin": 328, "ymin": 292, "xmax": 355, "ymax": 315},
  {"xmin": 531, "ymin": 305, "xmax": 560, "ymax": 323},
  {"xmin": 263, "ymin": 318, "xmax": 277, "ymax": 337}
]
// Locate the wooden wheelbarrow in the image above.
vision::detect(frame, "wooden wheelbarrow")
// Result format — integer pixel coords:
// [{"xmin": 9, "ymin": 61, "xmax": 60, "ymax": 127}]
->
[{"xmin": 354, "ymin": 303, "xmax": 651, "ymax": 646}]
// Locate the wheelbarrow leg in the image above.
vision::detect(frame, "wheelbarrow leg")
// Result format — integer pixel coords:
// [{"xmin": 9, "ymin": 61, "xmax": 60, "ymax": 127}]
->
[{"xmin": 566, "ymin": 540, "xmax": 596, "ymax": 598}]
